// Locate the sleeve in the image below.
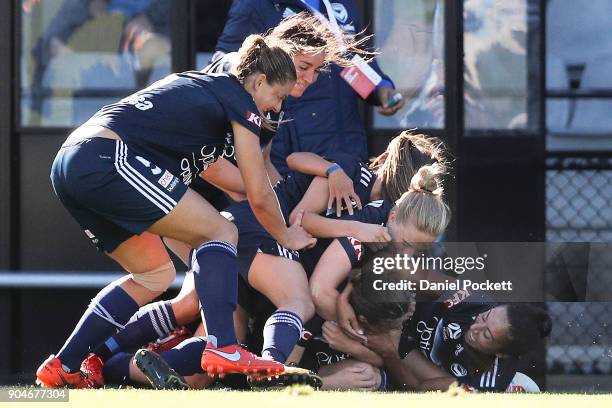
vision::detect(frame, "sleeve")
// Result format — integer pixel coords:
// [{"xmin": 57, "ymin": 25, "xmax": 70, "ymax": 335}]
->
[
  {"xmin": 215, "ymin": 0, "xmax": 265, "ymax": 53},
  {"xmin": 216, "ymin": 79, "xmax": 262, "ymax": 137},
  {"xmin": 472, "ymin": 358, "xmax": 518, "ymax": 392},
  {"xmin": 322, "ymin": 151, "xmax": 361, "ymax": 180}
]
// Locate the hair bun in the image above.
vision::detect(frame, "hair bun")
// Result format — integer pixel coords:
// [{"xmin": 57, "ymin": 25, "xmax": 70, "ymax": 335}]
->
[{"xmin": 410, "ymin": 164, "xmax": 443, "ymax": 195}]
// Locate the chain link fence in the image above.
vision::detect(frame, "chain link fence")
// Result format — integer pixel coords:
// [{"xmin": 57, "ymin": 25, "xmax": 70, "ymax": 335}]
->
[{"xmin": 546, "ymin": 156, "xmax": 612, "ymax": 375}]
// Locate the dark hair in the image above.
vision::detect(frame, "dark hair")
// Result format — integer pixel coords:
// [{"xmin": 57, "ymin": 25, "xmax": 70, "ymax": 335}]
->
[
  {"xmin": 349, "ymin": 266, "xmax": 415, "ymax": 327},
  {"xmin": 502, "ymin": 304, "xmax": 552, "ymax": 356},
  {"xmin": 234, "ymin": 34, "xmax": 297, "ymax": 86}
]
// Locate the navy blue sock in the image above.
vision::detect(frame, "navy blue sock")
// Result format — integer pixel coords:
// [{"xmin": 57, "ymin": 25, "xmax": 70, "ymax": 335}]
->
[
  {"xmin": 97, "ymin": 300, "xmax": 177, "ymax": 360},
  {"xmin": 103, "ymin": 352, "xmax": 134, "ymax": 386},
  {"xmin": 160, "ymin": 336, "xmax": 206, "ymax": 376},
  {"xmin": 262, "ymin": 310, "xmax": 303, "ymax": 363},
  {"xmin": 57, "ymin": 281, "xmax": 139, "ymax": 372},
  {"xmin": 192, "ymin": 240, "xmax": 238, "ymax": 348}
]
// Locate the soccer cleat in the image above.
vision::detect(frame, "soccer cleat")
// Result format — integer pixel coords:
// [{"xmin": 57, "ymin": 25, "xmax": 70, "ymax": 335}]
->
[
  {"xmin": 80, "ymin": 354, "xmax": 105, "ymax": 388},
  {"xmin": 248, "ymin": 365, "xmax": 322, "ymax": 389},
  {"xmin": 134, "ymin": 348, "xmax": 190, "ymax": 390},
  {"xmin": 35, "ymin": 355, "xmax": 87, "ymax": 389},
  {"xmin": 146, "ymin": 326, "xmax": 193, "ymax": 354},
  {"xmin": 201, "ymin": 342, "xmax": 285, "ymax": 378}
]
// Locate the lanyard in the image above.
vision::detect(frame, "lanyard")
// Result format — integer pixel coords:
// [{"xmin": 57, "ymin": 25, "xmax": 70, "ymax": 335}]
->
[{"xmin": 300, "ymin": 0, "xmax": 344, "ymax": 45}]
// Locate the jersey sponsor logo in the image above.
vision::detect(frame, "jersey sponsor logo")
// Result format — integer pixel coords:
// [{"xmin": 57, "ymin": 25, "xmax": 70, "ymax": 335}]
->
[
  {"xmin": 206, "ymin": 349, "xmax": 241, "ymax": 362},
  {"xmin": 446, "ymin": 322, "xmax": 462, "ymax": 340},
  {"xmin": 158, "ymin": 170, "xmax": 174, "ymax": 189},
  {"xmin": 450, "ymin": 363, "xmax": 468, "ymax": 377},
  {"xmin": 331, "ymin": 3, "xmax": 348, "ymax": 23},
  {"xmin": 315, "ymin": 350, "xmax": 349, "ymax": 366},
  {"xmin": 443, "ymin": 289, "xmax": 471, "ymax": 309},
  {"xmin": 416, "ymin": 317, "xmax": 439, "ymax": 351},
  {"xmin": 455, "ymin": 343, "xmax": 465, "ymax": 356},
  {"xmin": 247, "ymin": 111, "xmax": 262, "ymax": 127},
  {"xmin": 348, "ymin": 237, "xmax": 362, "ymax": 261}
]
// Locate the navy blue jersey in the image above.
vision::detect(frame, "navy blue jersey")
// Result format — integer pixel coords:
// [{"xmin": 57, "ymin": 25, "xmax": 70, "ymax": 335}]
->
[
  {"xmin": 400, "ymin": 291, "xmax": 519, "ymax": 391},
  {"xmin": 333, "ymin": 199, "xmax": 393, "ymax": 267},
  {"xmin": 201, "ymin": 53, "xmax": 277, "ymax": 155},
  {"xmin": 88, "ymin": 71, "xmax": 262, "ymax": 186}
]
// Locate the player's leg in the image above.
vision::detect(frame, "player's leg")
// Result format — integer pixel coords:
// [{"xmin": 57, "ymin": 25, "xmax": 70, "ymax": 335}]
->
[
  {"xmin": 95, "ymin": 271, "xmax": 200, "ymax": 360},
  {"xmin": 148, "ymin": 189, "xmax": 284, "ymax": 376},
  {"xmin": 247, "ymin": 253, "xmax": 315, "ymax": 363}
]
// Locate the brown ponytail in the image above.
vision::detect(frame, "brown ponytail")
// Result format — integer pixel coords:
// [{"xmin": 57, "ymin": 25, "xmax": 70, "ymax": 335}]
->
[
  {"xmin": 373, "ymin": 130, "xmax": 448, "ymax": 203},
  {"xmin": 233, "ymin": 34, "xmax": 297, "ymax": 86}
]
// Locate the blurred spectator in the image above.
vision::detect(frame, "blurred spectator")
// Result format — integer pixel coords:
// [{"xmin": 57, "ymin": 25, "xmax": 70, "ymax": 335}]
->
[{"xmin": 30, "ymin": 0, "xmax": 170, "ymax": 115}]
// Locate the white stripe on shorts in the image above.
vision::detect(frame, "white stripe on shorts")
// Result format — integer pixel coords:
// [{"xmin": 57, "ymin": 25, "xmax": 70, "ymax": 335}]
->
[{"xmin": 114, "ymin": 141, "xmax": 176, "ymax": 214}]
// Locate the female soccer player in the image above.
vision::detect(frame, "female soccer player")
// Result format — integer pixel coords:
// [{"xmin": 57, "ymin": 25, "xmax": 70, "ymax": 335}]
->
[
  {"xmin": 366, "ymin": 300, "xmax": 551, "ymax": 392},
  {"xmin": 36, "ymin": 34, "xmax": 314, "ymax": 388},
  {"xmin": 83, "ymin": 13, "xmax": 368, "ymax": 375},
  {"xmin": 98, "ymin": 132, "xmax": 447, "ymax": 389}
]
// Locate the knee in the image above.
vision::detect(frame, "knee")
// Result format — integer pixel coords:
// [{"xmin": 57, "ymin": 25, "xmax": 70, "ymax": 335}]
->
[
  {"xmin": 172, "ymin": 288, "xmax": 201, "ymax": 323},
  {"xmin": 293, "ymin": 295, "xmax": 315, "ymax": 322},
  {"xmin": 203, "ymin": 220, "xmax": 238, "ymax": 246},
  {"xmin": 131, "ymin": 261, "xmax": 176, "ymax": 292}
]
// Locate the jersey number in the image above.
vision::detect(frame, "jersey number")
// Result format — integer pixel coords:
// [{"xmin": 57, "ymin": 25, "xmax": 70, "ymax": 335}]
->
[{"xmin": 127, "ymin": 95, "xmax": 154, "ymax": 111}]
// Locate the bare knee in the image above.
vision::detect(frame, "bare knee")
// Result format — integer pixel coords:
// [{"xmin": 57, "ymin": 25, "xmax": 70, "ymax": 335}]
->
[
  {"xmin": 285, "ymin": 295, "xmax": 315, "ymax": 322},
  {"xmin": 171, "ymin": 287, "xmax": 200, "ymax": 325},
  {"xmin": 191, "ymin": 219, "xmax": 238, "ymax": 247}
]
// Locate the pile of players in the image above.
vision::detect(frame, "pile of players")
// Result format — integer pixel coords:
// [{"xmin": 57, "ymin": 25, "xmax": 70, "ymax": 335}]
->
[{"xmin": 36, "ymin": 6, "xmax": 551, "ymax": 393}]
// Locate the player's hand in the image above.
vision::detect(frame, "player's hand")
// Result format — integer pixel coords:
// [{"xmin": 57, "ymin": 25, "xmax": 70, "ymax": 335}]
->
[
  {"xmin": 284, "ymin": 209, "xmax": 317, "ymax": 250},
  {"xmin": 377, "ymin": 87, "xmax": 404, "ymax": 116},
  {"xmin": 328, "ymin": 168, "xmax": 362, "ymax": 217},
  {"xmin": 336, "ymin": 294, "xmax": 366, "ymax": 341},
  {"xmin": 322, "ymin": 321, "xmax": 362, "ymax": 354},
  {"xmin": 364, "ymin": 329, "xmax": 402, "ymax": 359},
  {"xmin": 352, "ymin": 223, "xmax": 391, "ymax": 249}
]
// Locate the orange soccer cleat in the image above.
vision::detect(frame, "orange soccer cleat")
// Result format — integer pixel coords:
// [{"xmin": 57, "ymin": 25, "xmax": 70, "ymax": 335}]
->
[
  {"xmin": 201, "ymin": 341, "xmax": 285, "ymax": 378},
  {"xmin": 80, "ymin": 354, "xmax": 105, "ymax": 388},
  {"xmin": 146, "ymin": 326, "xmax": 193, "ymax": 354},
  {"xmin": 35, "ymin": 355, "xmax": 88, "ymax": 389}
]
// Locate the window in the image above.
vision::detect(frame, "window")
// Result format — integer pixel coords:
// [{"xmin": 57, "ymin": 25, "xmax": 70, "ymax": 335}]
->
[
  {"xmin": 372, "ymin": 0, "xmax": 444, "ymax": 129},
  {"xmin": 20, "ymin": 0, "xmax": 172, "ymax": 127}
]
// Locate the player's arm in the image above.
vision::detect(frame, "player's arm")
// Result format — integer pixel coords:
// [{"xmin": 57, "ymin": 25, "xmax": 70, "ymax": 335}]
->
[
  {"xmin": 200, "ymin": 157, "xmax": 245, "ymax": 194},
  {"xmin": 263, "ymin": 142, "xmax": 282, "ymax": 186},
  {"xmin": 310, "ymin": 239, "xmax": 353, "ymax": 321},
  {"xmin": 287, "ymin": 153, "xmax": 362, "ymax": 217},
  {"xmin": 232, "ymin": 121, "xmax": 315, "ymax": 250},
  {"xmin": 322, "ymin": 321, "xmax": 384, "ymax": 367},
  {"xmin": 301, "ymin": 210, "xmax": 391, "ymax": 243},
  {"xmin": 385, "ymin": 349, "xmax": 455, "ymax": 391}
]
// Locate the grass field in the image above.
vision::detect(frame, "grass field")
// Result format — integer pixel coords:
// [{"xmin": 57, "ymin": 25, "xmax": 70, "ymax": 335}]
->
[{"xmin": 3, "ymin": 387, "xmax": 612, "ymax": 408}]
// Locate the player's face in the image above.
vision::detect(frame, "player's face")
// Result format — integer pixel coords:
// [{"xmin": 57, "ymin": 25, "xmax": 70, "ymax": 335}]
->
[
  {"xmin": 464, "ymin": 306, "xmax": 511, "ymax": 356},
  {"xmin": 251, "ymin": 76, "xmax": 294, "ymax": 114},
  {"xmin": 290, "ymin": 52, "xmax": 326, "ymax": 98},
  {"xmin": 387, "ymin": 216, "xmax": 436, "ymax": 252}
]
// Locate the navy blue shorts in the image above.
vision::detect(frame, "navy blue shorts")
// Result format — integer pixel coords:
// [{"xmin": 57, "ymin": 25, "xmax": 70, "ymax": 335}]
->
[
  {"xmin": 50, "ymin": 137, "xmax": 188, "ymax": 252},
  {"xmin": 223, "ymin": 201, "xmax": 299, "ymax": 283}
]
